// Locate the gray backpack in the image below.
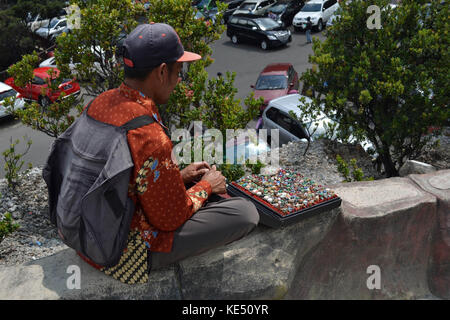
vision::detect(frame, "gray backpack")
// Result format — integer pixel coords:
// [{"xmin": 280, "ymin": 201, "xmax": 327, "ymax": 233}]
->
[{"xmin": 42, "ymin": 99, "xmax": 154, "ymax": 267}]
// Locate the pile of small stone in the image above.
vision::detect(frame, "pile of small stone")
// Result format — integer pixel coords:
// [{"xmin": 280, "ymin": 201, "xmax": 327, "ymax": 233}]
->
[{"xmin": 0, "ymin": 167, "xmax": 67, "ymax": 267}]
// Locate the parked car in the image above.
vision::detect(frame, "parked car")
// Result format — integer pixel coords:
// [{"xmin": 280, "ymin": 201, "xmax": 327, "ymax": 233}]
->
[
  {"xmin": 35, "ymin": 17, "xmax": 69, "ymax": 40},
  {"xmin": 262, "ymin": 94, "xmax": 374, "ymax": 152},
  {"xmin": 227, "ymin": 14, "xmax": 292, "ymax": 50},
  {"xmin": 0, "ymin": 82, "xmax": 25, "ymax": 119},
  {"xmin": 292, "ymin": 0, "xmax": 339, "ymax": 32},
  {"xmin": 4, "ymin": 67, "xmax": 80, "ymax": 108},
  {"xmin": 266, "ymin": 0, "xmax": 305, "ymax": 27},
  {"xmin": 326, "ymin": 12, "xmax": 340, "ymax": 28},
  {"xmin": 233, "ymin": 0, "xmax": 277, "ymax": 16},
  {"xmin": 251, "ymin": 63, "xmax": 299, "ymax": 112},
  {"xmin": 26, "ymin": 8, "xmax": 67, "ymax": 32},
  {"xmin": 222, "ymin": 0, "xmax": 246, "ymax": 24}
]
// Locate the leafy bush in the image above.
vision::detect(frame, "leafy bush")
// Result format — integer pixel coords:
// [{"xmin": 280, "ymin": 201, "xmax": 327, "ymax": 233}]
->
[
  {"xmin": 0, "ymin": 213, "xmax": 20, "ymax": 245},
  {"xmin": 300, "ymin": 0, "xmax": 449, "ymax": 176},
  {"xmin": 2, "ymin": 136, "xmax": 33, "ymax": 190}
]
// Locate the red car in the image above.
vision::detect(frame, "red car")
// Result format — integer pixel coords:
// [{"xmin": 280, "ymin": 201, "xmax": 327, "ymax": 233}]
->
[
  {"xmin": 5, "ymin": 67, "xmax": 80, "ymax": 107},
  {"xmin": 251, "ymin": 63, "xmax": 299, "ymax": 113}
]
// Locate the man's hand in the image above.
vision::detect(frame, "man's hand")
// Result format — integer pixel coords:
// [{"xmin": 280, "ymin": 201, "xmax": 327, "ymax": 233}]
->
[
  {"xmin": 201, "ymin": 165, "xmax": 227, "ymax": 194},
  {"xmin": 180, "ymin": 161, "xmax": 211, "ymax": 185}
]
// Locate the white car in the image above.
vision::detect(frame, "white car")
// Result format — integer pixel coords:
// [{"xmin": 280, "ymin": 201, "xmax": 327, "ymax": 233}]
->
[
  {"xmin": 35, "ymin": 18, "xmax": 68, "ymax": 40},
  {"xmin": 0, "ymin": 82, "xmax": 25, "ymax": 119},
  {"xmin": 261, "ymin": 94, "xmax": 374, "ymax": 153},
  {"xmin": 292, "ymin": 0, "xmax": 339, "ymax": 32},
  {"xmin": 233, "ymin": 0, "xmax": 277, "ymax": 16}
]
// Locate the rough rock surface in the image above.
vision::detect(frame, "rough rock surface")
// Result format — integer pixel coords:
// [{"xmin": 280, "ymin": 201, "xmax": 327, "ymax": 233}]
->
[
  {"xmin": 408, "ymin": 170, "xmax": 450, "ymax": 299},
  {"xmin": 399, "ymin": 160, "xmax": 437, "ymax": 177},
  {"xmin": 285, "ymin": 177, "xmax": 439, "ymax": 300}
]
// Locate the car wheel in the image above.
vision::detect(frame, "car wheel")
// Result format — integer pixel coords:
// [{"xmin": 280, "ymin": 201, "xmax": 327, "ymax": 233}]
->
[
  {"xmin": 261, "ymin": 40, "xmax": 268, "ymax": 50},
  {"xmin": 316, "ymin": 19, "xmax": 323, "ymax": 32},
  {"xmin": 38, "ymin": 96, "xmax": 51, "ymax": 112},
  {"xmin": 231, "ymin": 35, "xmax": 239, "ymax": 44}
]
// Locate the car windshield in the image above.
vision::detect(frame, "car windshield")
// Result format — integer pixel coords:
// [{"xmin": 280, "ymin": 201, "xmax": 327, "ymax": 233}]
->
[
  {"xmin": 255, "ymin": 75, "xmax": 288, "ymax": 90},
  {"xmin": 239, "ymin": 2, "xmax": 256, "ymax": 10},
  {"xmin": 254, "ymin": 18, "xmax": 280, "ymax": 30},
  {"xmin": 270, "ymin": 4, "xmax": 287, "ymax": 13},
  {"xmin": 0, "ymin": 89, "xmax": 17, "ymax": 100},
  {"xmin": 301, "ymin": 3, "xmax": 321, "ymax": 12},
  {"xmin": 48, "ymin": 18, "xmax": 60, "ymax": 28}
]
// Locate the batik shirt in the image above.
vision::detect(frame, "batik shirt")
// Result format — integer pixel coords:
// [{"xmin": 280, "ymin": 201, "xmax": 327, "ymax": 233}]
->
[{"xmin": 78, "ymin": 83, "xmax": 211, "ymax": 284}]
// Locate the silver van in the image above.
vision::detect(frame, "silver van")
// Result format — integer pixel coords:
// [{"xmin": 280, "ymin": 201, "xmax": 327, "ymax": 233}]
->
[
  {"xmin": 261, "ymin": 94, "xmax": 332, "ymax": 146},
  {"xmin": 233, "ymin": 0, "xmax": 277, "ymax": 16},
  {"xmin": 262, "ymin": 94, "xmax": 375, "ymax": 153}
]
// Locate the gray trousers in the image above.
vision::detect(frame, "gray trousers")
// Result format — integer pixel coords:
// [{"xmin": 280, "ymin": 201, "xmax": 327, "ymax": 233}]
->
[{"xmin": 148, "ymin": 195, "xmax": 259, "ymax": 270}]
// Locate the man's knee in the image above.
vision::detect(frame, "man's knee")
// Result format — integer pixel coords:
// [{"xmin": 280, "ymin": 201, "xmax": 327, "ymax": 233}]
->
[{"xmin": 228, "ymin": 197, "xmax": 259, "ymax": 229}]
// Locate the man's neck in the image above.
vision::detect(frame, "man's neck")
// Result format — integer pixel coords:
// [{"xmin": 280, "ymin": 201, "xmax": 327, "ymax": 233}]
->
[{"xmin": 123, "ymin": 78, "xmax": 155, "ymax": 101}]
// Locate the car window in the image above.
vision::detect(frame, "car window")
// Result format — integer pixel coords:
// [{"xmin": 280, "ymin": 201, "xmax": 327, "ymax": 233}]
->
[
  {"xmin": 266, "ymin": 107, "xmax": 279, "ymax": 123},
  {"xmin": 328, "ymin": 0, "xmax": 337, "ymax": 7},
  {"xmin": 0, "ymin": 89, "xmax": 16, "ymax": 100},
  {"xmin": 32, "ymin": 76, "xmax": 46, "ymax": 85},
  {"xmin": 239, "ymin": 2, "xmax": 256, "ymax": 11},
  {"xmin": 270, "ymin": 3, "xmax": 287, "ymax": 13},
  {"xmin": 260, "ymin": 1, "xmax": 269, "ymax": 8},
  {"xmin": 274, "ymin": 110, "xmax": 308, "ymax": 139},
  {"xmin": 301, "ymin": 3, "xmax": 322, "ymax": 12},
  {"xmin": 58, "ymin": 21, "xmax": 67, "ymax": 28},
  {"xmin": 255, "ymin": 75, "xmax": 288, "ymax": 90},
  {"xmin": 247, "ymin": 20, "xmax": 258, "ymax": 28},
  {"xmin": 230, "ymin": 17, "xmax": 239, "ymax": 24},
  {"xmin": 323, "ymin": 0, "xmax": 331, "ymax": 10},
  {"xmin": 237, "ymin": 18, "xmax": 248, "ymax": 26}
]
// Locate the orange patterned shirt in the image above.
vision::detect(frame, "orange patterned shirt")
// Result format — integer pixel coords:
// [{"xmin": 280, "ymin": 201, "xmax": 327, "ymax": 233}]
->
[{"xmin": 86, "ymin": 83, "xmax": 212, "ymax": 255}]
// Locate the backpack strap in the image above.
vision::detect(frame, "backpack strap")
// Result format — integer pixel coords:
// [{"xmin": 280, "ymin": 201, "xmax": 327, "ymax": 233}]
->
[{"xmin": 121, "ymin": 115, "xmax": 154, "ymax": 132}]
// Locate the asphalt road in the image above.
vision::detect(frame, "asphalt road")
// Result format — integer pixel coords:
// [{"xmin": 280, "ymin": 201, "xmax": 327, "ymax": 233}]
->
[{"xmin": 0, "ymin": 28, "xmax": 326, "ymax": 178}]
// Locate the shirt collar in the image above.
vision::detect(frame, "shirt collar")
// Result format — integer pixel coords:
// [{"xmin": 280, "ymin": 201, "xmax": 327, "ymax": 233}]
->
[{"xmin": 118, "ymin": 82, "xmax": 164, "ymax": 124}]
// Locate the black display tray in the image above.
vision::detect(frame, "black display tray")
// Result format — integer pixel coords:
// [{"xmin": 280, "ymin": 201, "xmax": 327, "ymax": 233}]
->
[{"xmin": 227, "ymin": 183, "xmax": 342, "ymax": 228}]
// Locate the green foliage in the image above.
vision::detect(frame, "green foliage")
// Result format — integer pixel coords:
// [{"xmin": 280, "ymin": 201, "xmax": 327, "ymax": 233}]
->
[
  {"xmin": 245, "ymin": 159, "xmax": 265, "ymax": 175},
  {"xmin": 336, "ymin": 154, "xmax": 373, "ymax": 182},
  {"xmin": 218, "ymin": 163, "xmax": 246, "ymax": 182},
  {"xmin": 300, "ymin": 0, "xmax": 450, "ymax": 177},
  {"xmin": 0, "ymin": 213, "xmax": 20, "ymax": 245},
  {"xmin": 2, "ymin": 136, "xmax": 33, "ymax": 190}
]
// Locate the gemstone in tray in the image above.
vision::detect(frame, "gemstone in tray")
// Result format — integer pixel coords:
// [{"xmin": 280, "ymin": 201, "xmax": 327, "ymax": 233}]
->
[{"xmin": 231, "ymin": 167, "xmax": 339, "ymax": 217}]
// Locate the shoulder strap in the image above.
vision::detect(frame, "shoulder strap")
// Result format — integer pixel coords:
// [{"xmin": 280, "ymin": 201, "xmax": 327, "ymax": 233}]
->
[{"xmin": 120, "ymin": 115, "xmax": 154, "ymax": 132}]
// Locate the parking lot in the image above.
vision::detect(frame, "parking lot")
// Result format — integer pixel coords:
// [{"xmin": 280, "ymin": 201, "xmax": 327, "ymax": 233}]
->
[{"xmin": 0, "ymin": 28, "xmax": 326, "ymax": 178}]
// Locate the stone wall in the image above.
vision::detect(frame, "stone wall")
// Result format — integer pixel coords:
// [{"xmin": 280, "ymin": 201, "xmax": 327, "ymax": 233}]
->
[{"xmin": 0, "ymin": 170, "xmax": 448, "ymax": 300}]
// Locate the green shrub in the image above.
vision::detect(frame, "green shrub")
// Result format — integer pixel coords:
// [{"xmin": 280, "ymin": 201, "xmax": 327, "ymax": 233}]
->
[
  {"xmin": 2, "ymin": 136, "xmax": 33, "ymax": 190},
  {"xmin": 0, "ymin": 213, "xmax": 20, "ymax": 245}
]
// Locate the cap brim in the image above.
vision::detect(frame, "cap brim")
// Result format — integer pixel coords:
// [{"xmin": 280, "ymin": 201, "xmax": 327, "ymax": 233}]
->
[{"xmin": 177, "ymin": 51, "xmax": 202, "ymax": 62}]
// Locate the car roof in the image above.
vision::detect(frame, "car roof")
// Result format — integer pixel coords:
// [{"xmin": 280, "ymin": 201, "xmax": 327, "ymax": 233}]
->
[
  {"xmin": 266, "ymin": 94, "xmax": 313, "ymax": 117},
  {"xmin": 261, "ymin": 63, "xmax": 292, "ymax": 75},
  {"xmin": 34, "ymin": 67, "xmax": 60, "ymax": 78},
  {"xmin": 307, "ymin": 0, "xmax": 325, "ymax": 3},
  {"xmin": 0, "ymin": 81, "xmax": 14, "ymax": 93}
]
